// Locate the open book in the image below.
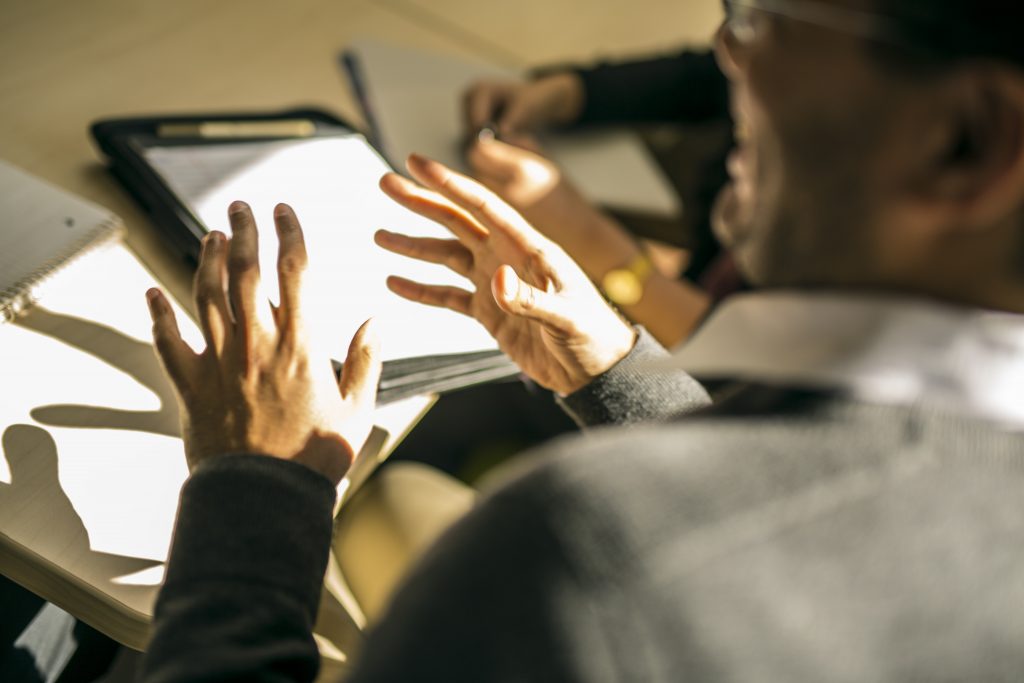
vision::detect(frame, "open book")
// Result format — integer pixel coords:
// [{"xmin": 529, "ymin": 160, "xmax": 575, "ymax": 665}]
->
[
  {"xmin": 342, "ymin": 39, "xmax": 683, "ymax": 219},
  {"xmin": 0, "ymin": 161, "xmax": 430, "ymax": 653}
]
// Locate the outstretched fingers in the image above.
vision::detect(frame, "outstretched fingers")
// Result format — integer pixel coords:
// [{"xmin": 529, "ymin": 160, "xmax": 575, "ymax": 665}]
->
[
  {"xmin": 226, "ymin": 201, "xmax": 262, "ymax": 336},
  {"xmin": 405, "ymin": 154, "xmax": 540, "ymax": 249},
  {"xmin": 385, "ymin": 276, "xmax": 473, "ymax": 317},
  {"xmin": 146, "ymin": 288, "xmax": 197, "ymax": 391},
  {"xmin": 374, "ymin": 230, "xmax": 473, "ymax": 278},
  {"xmin": 193, "ymin": 231, "xmax": 232, "ymax": 354},
  {"xmin": 379, "ymin": 173, "xmax": 488, "ymax": 246},
  {"xmin": 272, "ymin": 203, "xmax": 308, "ymax": 340},
  {"xmin": 338, "ymin": 319, "xmax": 382, "ymax": 409}
]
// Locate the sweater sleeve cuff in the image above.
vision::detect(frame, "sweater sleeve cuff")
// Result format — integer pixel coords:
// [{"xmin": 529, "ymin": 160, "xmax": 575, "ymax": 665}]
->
[
  {"xmin": 556, "ymin": 326, "xmax": 710, "ymax": 427},
  {"xmin": 162, "ymin": 454, "xmax": 337, "ymax": 616}
]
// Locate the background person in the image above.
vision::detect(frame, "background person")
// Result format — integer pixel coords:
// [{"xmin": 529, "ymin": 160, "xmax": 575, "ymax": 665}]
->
[{"xmin": 463, "ymin": 47, "xmax": 736, "ymax": 347}]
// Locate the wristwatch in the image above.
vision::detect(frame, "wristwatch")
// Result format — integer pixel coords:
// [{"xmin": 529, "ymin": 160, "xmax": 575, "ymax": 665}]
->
[{"xmin": 601, "ymin": 251, "xmax": 654, "ymax": 307}]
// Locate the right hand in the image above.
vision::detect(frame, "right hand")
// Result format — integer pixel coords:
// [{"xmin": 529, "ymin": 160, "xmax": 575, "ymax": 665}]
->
[
  {"xmin": 462, "ymin": 72, "xmax": 585, "ymax": 137},
  {"xmin": 375, "ymin": 154, "xmax": 636, "ymax": 396},
  {"xmin": 466, "ymin": 137, "xmax": 640, "ymax": 282}
]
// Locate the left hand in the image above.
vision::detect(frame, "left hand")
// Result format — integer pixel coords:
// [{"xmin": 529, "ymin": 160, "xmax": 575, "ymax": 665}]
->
[
  {"xmin": 466, "ymin": 137, "xmax": 642, "ymax": 281},
  {"xmin": 146, "ymin": 202, "xmax": 382, "ymax": 485},
  {"xmin": 375, "ymin": 154, "xmax": 636, "ymax": 396}
]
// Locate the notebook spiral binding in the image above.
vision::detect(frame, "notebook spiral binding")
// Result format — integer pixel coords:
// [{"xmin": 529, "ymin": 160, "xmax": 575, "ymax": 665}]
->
[{"xmin": 0, "ymin": 217, "xmax": 124, "ymax": 323}]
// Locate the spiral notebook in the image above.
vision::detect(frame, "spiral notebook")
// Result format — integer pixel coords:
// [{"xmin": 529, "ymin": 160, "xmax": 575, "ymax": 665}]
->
[{"xmin": 0, "ymin": 160, "xmax": 125, "ymax": 321}]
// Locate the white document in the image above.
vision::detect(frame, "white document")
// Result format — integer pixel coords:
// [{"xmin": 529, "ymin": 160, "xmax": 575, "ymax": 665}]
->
[
  {"xmin": 144, "ymin": 135, "xmax": 498, "ymax": 363},
  {"xmin": 344, "ymin": 39, "xmax": 682, "ymax": 218}
]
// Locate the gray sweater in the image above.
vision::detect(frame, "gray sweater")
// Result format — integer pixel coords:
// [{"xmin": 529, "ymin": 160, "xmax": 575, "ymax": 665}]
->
[{"xmin": 141, "ymin": 329, "xmax": 1024, "ymax": 682}]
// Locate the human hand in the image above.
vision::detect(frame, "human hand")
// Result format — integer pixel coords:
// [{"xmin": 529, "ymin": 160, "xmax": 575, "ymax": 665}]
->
[
  {"xmin": 466, "ymin": 137, "xmax": 640, "ymax": 281},
  {"xmin": 375, "ymin": 154, "xmax": 636, "ymax": 396},
  {"xmin": 146, "ymin": 202, "xmax": 382, "ymax": 485},
  {"xmin": 462, "ymin": 72, "xmax": 584, "ymax": 138}
]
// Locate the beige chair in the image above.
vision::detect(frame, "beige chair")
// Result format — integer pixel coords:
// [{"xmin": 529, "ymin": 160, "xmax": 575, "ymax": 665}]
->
[
  {"xmin": 335, "ymin": 462, "xmax": 477, "ymax": 623},
  {"xmin": 311, "ymin": 462, "xmax": 476, "ymax": 680}
]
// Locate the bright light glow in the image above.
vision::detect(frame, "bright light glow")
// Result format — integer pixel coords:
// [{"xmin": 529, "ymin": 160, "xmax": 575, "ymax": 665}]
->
[
  {"xmin": 113, "ymin": 564, "xmax": 167, "ymax": 587},
  {"xmin": 0, "ymin": 245, "xmax": 196, "ymax": 614}
]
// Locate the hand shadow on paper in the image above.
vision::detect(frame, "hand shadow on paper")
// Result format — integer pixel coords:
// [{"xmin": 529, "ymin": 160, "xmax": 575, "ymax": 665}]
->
[
  {"xmin": 0, "ymin": 424, "xmax": 162, "ymax": 592},
  {"xmin": 15, "ymin": 306, "xmax": 180, "ymax": 437}
]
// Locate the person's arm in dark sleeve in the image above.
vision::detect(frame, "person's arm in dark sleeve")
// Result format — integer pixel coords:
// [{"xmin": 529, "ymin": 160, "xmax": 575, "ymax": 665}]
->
[
  {"xmin": 557, "ymin": 326, "xmax": 711, "ymax": 427},
  {"xmin": 568, "ymin": 50, "xmax": 730, "ymax": 125},
  {"xmin": 140, "ymin": 455, "xmax": 337, "ymax": 683}
]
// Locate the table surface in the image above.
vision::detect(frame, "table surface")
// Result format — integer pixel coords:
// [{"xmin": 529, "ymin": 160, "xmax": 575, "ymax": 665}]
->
[{"xmin": 0, "ymin": 0, "xmax": 719, "ymax": 307}]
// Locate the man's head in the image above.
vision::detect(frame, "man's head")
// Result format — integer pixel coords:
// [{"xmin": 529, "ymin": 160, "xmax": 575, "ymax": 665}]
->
[{"xmin": 712, "ymin": 0, "xmax": 1024, "ymax": 311}]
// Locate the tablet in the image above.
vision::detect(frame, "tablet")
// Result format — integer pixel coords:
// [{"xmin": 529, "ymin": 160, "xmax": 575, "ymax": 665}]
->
[
  {"xmin": 92, "ymin": 109, "xmax": 353, "ymax": 260},
  {"xmin": 90, "ymin": 109, "xmax": 505, "ymax": 369}
]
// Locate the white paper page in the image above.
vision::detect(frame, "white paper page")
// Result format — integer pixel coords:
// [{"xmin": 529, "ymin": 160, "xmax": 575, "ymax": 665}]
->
[
  {"xmin": 346, "ymin": 38, "xmax": 682, "ymax": 217},
  {"xmin": 0, "ymin": 245, "xmax": 198, "ymax": 618},
  {"xmin": 145, "ymin": 136, "xmax": 497, "ymax": 362}
]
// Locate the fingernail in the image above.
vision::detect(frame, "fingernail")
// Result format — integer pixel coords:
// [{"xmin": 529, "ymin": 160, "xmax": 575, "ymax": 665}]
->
[
  {"xmin": 146, "ymin": 288, "xmax": 162, "ymax": 310},
  {"xmin": 274, "ymin": 203, "xmax": 291, "ymax": 218},
  {"xmin": 228, "ymin": 200, "xmax": 249, "ymax": 215}
]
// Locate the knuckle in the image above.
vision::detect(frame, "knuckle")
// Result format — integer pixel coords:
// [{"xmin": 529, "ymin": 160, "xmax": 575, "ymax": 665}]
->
[
  {"xmin": 277, "ymin": 252, "xmax": 307, "ymax": 277},
  {"xmin": 230, "ymin": 252, "xmax": 258, "ymax": 272},
  {"xmin": 194, "ymin": 286, "xmax": 217, "ymax": 308}
]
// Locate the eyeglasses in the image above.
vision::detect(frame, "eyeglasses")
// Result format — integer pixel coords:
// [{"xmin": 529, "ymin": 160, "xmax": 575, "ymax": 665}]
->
[
  {"xmin": 723, "ymin": 0, "xmax": 1022, "ymax": 67},
  {"xmin": 722, "ymin": 0, "xmax": 916, "ymax": 51}
]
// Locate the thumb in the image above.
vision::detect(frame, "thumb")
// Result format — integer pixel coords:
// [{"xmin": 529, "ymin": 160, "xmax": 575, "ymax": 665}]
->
[
  {"xmin": 498, "ymin": 95, "xmax": 542, "ymax": 136},
  {"xmin": 491, "ymin": 265, "xmax": 575, "ymax": 335},
  {"xmin": 339, "ymin": 318, "xmax": 382, "ymax": 408}
]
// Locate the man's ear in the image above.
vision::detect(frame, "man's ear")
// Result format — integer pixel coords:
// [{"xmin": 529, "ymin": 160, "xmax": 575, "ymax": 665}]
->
[{"xmin": 925, "ymin": 65, "xmax": 1024, "ymax": 229}]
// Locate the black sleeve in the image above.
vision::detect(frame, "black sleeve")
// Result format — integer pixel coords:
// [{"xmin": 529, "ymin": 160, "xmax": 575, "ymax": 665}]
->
[
  {"xmin": 557, "ymin": 327, "xmax": 712, "ymax": 427},
  {"xmin": 140, "ymin": 455, "xmax": 337, "ymax": 683},
  {"xmin": 570, "ymin": 49, "xmax": 730, "ymax": 126}
]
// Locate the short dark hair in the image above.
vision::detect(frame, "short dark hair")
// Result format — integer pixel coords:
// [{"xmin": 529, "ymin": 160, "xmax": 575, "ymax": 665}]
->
[{"xmin": 873, "ymin": 1, "xmax": 1024, "ymax": 67}]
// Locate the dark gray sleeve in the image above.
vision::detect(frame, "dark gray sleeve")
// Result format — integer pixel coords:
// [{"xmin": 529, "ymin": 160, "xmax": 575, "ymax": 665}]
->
[
  {"xmin": 557, "ymin": 327, "xmax": 711, "ymax": 427},
  {"xmin": 141, "ymin": 454, "xmax": 336, "ymax": 683}
]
